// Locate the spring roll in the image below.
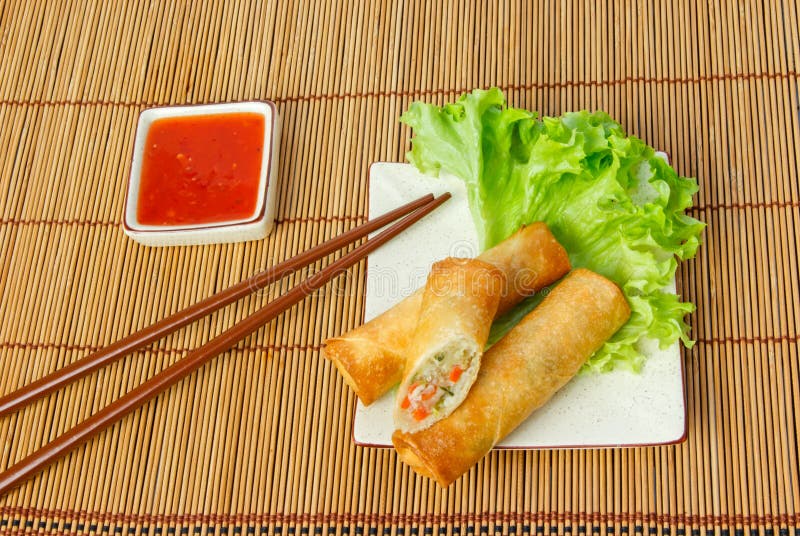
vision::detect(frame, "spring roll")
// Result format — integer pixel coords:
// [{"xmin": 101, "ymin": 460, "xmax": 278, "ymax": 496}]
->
[
  {"xmin": 395, "ymin": 258, "xmax": 504, "ymax": 433},
  {"xmin": 323, "ymin": 223, "xmax": 571, "ymax": 405},
  {"xmin": 392, "ymin": 268, "xmax": 631, "ymax": 487}
]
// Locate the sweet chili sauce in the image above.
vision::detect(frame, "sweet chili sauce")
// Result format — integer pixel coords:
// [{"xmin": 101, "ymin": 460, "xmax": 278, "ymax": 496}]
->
[{"xmin": 136, "ymin": 112, "xmax": 265, "ymax": 226}]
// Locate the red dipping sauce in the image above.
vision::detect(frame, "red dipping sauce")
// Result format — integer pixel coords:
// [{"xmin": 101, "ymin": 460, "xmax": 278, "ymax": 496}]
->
[{"xmin": 136, "ymin": 112, "xmax": 265, "ymax": 226}]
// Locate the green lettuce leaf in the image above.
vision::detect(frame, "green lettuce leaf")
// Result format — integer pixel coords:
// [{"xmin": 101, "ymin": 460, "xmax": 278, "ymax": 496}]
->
[{"xmin": 401, "ymin": 88, "xmax": 705, "ymax": 372}]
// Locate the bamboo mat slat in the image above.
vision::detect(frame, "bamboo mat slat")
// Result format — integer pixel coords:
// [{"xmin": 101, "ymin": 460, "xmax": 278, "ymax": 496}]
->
[{"xmin": 0, "ymin": 0, "xmax": 799, "ymax": 534}]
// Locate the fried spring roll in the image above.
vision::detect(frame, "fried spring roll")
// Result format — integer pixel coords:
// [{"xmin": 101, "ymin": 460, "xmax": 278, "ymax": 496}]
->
[
  {"xmin": 395, "ymin": 258, "xmax": 504, "ymax": 433},
  {"xmin": 323, "ymin": 223, "xmax": 571, "ymax": 405},
  {"xmin": 392, "ymin": 268, "xmax": 631, "ymax": 487}
]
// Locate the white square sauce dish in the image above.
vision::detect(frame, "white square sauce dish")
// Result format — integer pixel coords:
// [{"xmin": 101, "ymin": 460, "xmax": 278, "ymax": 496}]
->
[{"xmin": 123, "ymin": 101, "xmax": 280, "ymax": 247}]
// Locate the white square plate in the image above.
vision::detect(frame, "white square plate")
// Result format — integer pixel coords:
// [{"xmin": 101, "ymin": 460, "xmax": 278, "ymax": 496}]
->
[{"xmin": 353, "ymin": 162, "xmax": 686, "ymax": 449}]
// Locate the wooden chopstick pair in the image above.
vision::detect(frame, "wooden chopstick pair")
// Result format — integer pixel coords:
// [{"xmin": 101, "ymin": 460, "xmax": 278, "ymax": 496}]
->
[{"xmin": 0, "ymin": 192, "xmax": 451, "ymax": 495}]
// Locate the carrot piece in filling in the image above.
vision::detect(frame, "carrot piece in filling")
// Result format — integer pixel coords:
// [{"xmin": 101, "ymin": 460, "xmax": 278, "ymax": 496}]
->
[
  {"xmin": 412, "ymin": 406, "xmax": 430, "ymax": 421},
  {"xmin": 449, "ymin": 365, "xmax": 463, "ymax": 383}
]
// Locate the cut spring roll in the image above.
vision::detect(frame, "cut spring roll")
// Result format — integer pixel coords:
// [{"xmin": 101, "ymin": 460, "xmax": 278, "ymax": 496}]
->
[
  {"xmin": 323, "ymin": 223, "xmax": 571, "ymax": 405},
  {"xmin": 392, "ymin": 268, "xmax": 631, "ymax": 487},
  {"xmin": 395, "ymin": 258, "xmax": 504, "ymax": 433}
]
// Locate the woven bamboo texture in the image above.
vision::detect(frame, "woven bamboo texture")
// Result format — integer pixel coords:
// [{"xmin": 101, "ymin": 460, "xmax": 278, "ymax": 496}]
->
[{"xmin": 0, "ymin": 0, "xmax": 798, "ymax": 534}]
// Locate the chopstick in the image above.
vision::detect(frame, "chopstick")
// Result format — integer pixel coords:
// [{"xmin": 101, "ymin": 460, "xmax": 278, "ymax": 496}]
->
[
  {"xmin": 0, "ymin": 192, "xmax": 451, "ymax": 495},
  {"xmin": 0, "ymin": 193, "xmax": 435, "ymax": 417}
]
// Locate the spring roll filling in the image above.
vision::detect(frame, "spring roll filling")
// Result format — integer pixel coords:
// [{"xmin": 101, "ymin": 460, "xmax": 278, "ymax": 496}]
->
[{"xmin": 400, "ymin": 344, "xmax": 477, "ymax": 422}]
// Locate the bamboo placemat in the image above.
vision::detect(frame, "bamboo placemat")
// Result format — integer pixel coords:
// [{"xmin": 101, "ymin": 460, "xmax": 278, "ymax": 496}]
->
[{"xmin": 0, "ymin": 1, "xmax": 798, "ymax": 534}]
